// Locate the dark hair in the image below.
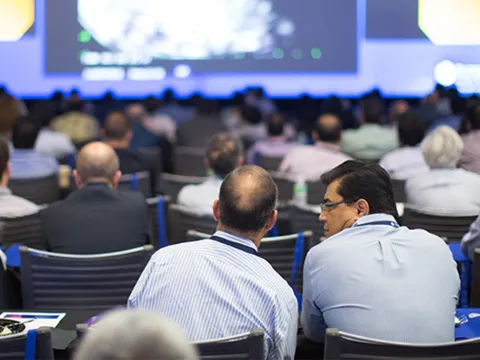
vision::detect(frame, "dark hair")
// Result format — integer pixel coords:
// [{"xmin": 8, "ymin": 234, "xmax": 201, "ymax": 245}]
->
[
  {"xmin": 0, "ymin": 137, "xmax": 9, "ymax": 179},
  {"xmin": 240, "ymin": 105, "xmax": 262, "ymax": 125},
  {"xmin": 397, "ymin": 111, "xmax": 426, "ymax": 146},
  {"xmin": 104, "ymin": 112, "xmax": 131, "ymax": 140},
  {"xmin": 219, "ymin": 165, "xmax": 277, "ymax": 232},
  {"xmin": 143, "ymin": 96, "xmax": 159, "ymax": 115},
  {"xmin": 12, "ymin": 116, "xmax": 41, "ymax": 149},
  {"xmin": 266, "ymin": 114, "xmax": 284, "ymax": 136},
  {"xmin": 67, "ymin": 100, "xmax": 86, "ymax": 112},
  {"xmin": 315, "ymin": 114, "xmax": 342, "ymax": 142},
  {"xmin": 321, "ymin": 160, "xmax": 399, "ymax": 218},
  {"xmin": 467, "ymin": 105, "xmax": 480, "ymax": 130},
  {"xmin": 360, "ymin": 97, "xmax": 385, "ymax": 124},
  {"xmin": 206, "ymin": 133, "xmax": 243, "ymax": 177}
]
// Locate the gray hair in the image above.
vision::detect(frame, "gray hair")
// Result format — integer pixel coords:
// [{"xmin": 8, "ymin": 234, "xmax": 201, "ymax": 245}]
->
[
  {"xmin": 421, "ymin": 126, "xmax": 464, "ymax": 169},
  {"xmin": 74, "ymin": 309, "xmax": 198, "ymax": 360}
]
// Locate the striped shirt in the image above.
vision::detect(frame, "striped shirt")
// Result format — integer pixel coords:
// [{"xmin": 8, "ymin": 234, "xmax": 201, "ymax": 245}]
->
[{"xmin": 128, "ymin": 230, "xmax": 298, "ymax": 360}]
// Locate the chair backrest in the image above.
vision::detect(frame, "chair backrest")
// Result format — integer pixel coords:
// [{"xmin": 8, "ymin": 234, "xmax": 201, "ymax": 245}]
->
[
  {"xmin": 174, "ymin": 146, "xmax": 206, "ymax": 176},
  {"xmin": 256, "ymin": 154, "xmax": 283, "ymax": 171},
  {"xmin": 402, "ymin": 207, "xmax": 477, "ymax": 242},
  {"xmin": 0, "ymin": 328, "xmax": 54, "ymax": 360},
  {"xmin": 194, "ymin": 329, "xmax": 265, "ymax": 360},
  {"xmin": 167, "ymin": 205, "xmax": 218, "ymax": 245},
  {"xmin": 0, "ymin": 212, "xmax": 44, "ymax": 250},
  {"xmin": 158, "ymin": 173, "xmax": 208, "ymax": 203},
  {"xmin": 306, "ymin": 179, "xmax": 327, "ymax": 205},
  {"xmin": 138, "ymin": 146, "xmax": 163, "ymax": 174},
  {"xmin": 118, "ymin": 171, "xmax": 152, "ymax": 198},
  {"xmin": 20, "ymin": 245, "xmax": 154, "ymax": 311},
  {"xmin": 391, "ymin": 179, "xmax": 407, "ymax": 203},
  {"xmin": 288, "ymin": 203, "xmax": 324, "ymax": 246},
  {"xmin": 146, "ymin": 196, "xmax": 169, "ymax": 250},
  {"xmin": 271, "ymin": 172, "xmax": 294, "ymax": 204},
  {"xmin": 324, "ymin": 328, "xmax": 480, "ymax": 360},
  {"xmin": 9, "ymin": 174, "xmax": 60, "ymax": 205},
  {"xmin": 470, "ymin": 248, "xmax": 480, "ymax": 307}
]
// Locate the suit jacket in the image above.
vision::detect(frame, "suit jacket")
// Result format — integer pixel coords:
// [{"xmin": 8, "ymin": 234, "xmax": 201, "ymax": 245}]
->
[{"xmin": 41, "ymin": 183, "xmax": 150, "ymax": 254}]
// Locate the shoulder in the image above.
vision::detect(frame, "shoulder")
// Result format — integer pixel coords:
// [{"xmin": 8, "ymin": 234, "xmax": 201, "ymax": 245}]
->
[{"xmin": 1, "ymin": 195, "xmax": 39, "ymax": 218}]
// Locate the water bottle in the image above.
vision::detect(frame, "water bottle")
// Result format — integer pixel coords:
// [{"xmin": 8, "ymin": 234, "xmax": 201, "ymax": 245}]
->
[{"xmin": 294, "ymin": 176, "xmax": 308, "ymax": 205}]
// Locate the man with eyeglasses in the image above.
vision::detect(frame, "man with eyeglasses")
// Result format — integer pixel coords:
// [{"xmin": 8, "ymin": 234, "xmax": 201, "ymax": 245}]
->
[{"xmin": 301, "ymin": 160, "xmax": 460, "ymax": 344}]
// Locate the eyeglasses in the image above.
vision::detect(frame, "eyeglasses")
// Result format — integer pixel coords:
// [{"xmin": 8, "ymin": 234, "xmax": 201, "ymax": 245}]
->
[{"xmin": 320, "ymin": 200, "xmax": 355, "ymax": 212}]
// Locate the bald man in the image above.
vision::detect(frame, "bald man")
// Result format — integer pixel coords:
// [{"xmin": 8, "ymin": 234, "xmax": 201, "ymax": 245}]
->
[
  {"xmin": 279, "ymin": 113, "xmax": 351, "ymax": 181},
  {"xmin": 129, "ymin": 166, "xmax": 298, "ymax": 360},
  {"xmin": 40, "ymin": 142, "xmax": 150, "ymax": 254}
]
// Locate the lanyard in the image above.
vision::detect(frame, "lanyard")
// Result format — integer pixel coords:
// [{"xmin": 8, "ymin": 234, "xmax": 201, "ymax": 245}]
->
[
  {"xmin": 210, "ymin": 235, "xmax": 259, "ymax": 257},
  {"xmin": 353, "ymin": 220, "xmax": 399, "ymax": 228}
]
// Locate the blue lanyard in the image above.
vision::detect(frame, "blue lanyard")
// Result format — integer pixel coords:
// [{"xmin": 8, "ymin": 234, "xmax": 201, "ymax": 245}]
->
[
  {"xmin": 354, "ymin": 220, "xmax": 399, "ymax": 228},
  {"xmin": 210, "ymin": 235, "xmax": 259, "ymax": 257}
]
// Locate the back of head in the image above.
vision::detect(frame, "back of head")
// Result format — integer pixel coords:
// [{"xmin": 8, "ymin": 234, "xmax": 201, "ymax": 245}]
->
[
  {"xmin": 397, "ymin": 111, "xmax": 426, "ymax": 146},
  {"xmin": 266, "ymin": 113, "xmax": 285, "ymax": 137},
  {"xmin": 73, "ymin": 309, "xmax": 198, "ymax": 360},
  {"xmin": 0, "ymin": 94, "xmax": 20, "ymax": 134},
  {"xmin": 315, "ymin": 113, "xmax": 342, "ymax": 143},
  {"xmin": 12, "ymin": 116, "xmax": 41, "ymax": 149},
  {"xmin": 76, "ymin": 142, "xmax": 119, "ymax": 185},
  {"xmin": 219, "ymin": 165, "xmax": 277, "ymax": 232},
  {"xmin": 422, "ymin": 125, "xmax": 463, "ymax": 169},
  {"xmin": 0, "ymin": 137, "xmax": 10, "ymax": 181},
  {"xmin": 467, "ymin": 105, "xmax": 480, "ymax": 130},
  {"xmin": 321, "ymin": 160, "xmax": 398, "ymax": 218},
  {"xmin": 206, "ymin": 132, "xmax": 243, "ymax": 177},
  {"xmin": 240, "ymin": 104, "xmax": 262, "ymax": 125},
  {"xmin": 143, "ymin": 96, "xmax": 159, "ymax": 115},
  {"xmin": 67, "ymin": 100, "xmax": 86, "ymax": 113},
  {"xmin": 103, "ymin": 112, "xmax": 131, "ymax": 141},
  {"xmin": 360, "ymin": 97, "xmax": 385, "ymax": 124}
]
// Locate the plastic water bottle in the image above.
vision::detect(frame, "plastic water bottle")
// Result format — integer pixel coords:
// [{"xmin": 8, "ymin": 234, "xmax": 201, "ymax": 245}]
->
[{"xmin": 294, "ymin": 176, "xmax": 308, "ymax": 205}]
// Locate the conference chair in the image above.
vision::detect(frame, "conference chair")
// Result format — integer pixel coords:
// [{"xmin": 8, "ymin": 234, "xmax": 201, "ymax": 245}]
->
[
  {"xmin": 174, "ymin": 146, "xmax": 206, "ymax": 176},
  {"xmin": 147, "ymin": 196, "xmax": 169, "ymax": 249},
  {"xmin": 306, "ymin": 179, "xmax": 327, "ymax": 205},
  {"xmin": 138, "ymin": 146, "xmax": 163, "ymax": 175},
  {"xmin": 0, "ymin": 211, "xmax": 44, "ymax": 250},
  {"xmin": 20, "ymin": 245, "xmax": 154, "ymax": 311},
  {"xmin": 167, "ymin": 205, "xmax": 217, "ymax": 245},
  {"xmin": 9, "ymin": 173, "xmax": 60, "ymax": 205},
  {"xmin": 391, "ymin": 178, "xmax": 407, "ymax": 203},
  {"xmin": 288, "ymin": 203, "xmax": 324, "ymax": 246},
  {"xmin": 255, "ymin": 154, "xmax": 283, "ymax": 171},
  {"xmin": 271, "ymin": 172, "xmax": 294, "ymax": 204},
  {"xmin": 0, "ymin": 328, "xmax": 54, "ymax": 360},
  {"xmin": 193, "ymin": 329, "xmax": 264, "ymax": 360},
  {"xmin": 117, "ymin": 171, "xmax": 152, "ymax": 198},
  {"xmin": 324, "ymin": 328, "xmax": 480, "ymax": 360},
  {"xmin": 158, "ymin": 173, "xmax": 208, "ymax": 203},
  {"xmin": 470, "ymin": 248, "xmax": 480, "ymax": 307}
]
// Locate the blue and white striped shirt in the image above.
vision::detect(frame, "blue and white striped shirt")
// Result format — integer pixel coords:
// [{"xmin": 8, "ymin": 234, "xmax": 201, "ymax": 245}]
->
[{"xmin": 128, "ymin": 230, "xmax": 298, "ymax": 360}]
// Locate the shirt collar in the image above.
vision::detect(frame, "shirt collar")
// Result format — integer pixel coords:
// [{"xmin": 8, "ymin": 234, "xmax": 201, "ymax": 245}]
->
[
  {"xmin": 213, "ymin": 230, "xmax": 258, "ymax": 252},
  {"xmin": 352, "ymin": 213, "xmax": 398, "ymax": 228},
  {"xmin": 0, "ymin": 187, "xmax": 11, "ymax": 195}
]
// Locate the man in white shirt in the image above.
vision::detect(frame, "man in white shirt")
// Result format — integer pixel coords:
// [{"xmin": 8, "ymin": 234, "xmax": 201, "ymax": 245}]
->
[{"xmin": 177, "ymin": 132, "xmax": 244, "ymax": 215}]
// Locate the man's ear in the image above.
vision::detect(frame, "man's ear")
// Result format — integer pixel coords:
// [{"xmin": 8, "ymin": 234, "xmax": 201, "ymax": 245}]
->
[
  {"xmin": 356, "ymin": 199, "xmax": 370, "ymax": 217},
  {"xmin": 265, "ymin": 210, "xmax": 278, "ymax": 232},
  {"xmin": 73, "ymin": 169, "xmax": 82, "ymax": 188},
  {"xmin": 238, "ymin": 156, "xmax": 244, "ymax": 167},
  {"xmin": 112, "ymin": 170, "xmax": 122, "ymax": 188},
  {"xmin": 212, "ymin": 200, "xmax": 220, "ymax": 221}
]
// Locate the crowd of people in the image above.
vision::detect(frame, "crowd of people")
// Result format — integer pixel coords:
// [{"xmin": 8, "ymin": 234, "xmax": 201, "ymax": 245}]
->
[{"xmin": 0, "ymin": 85, "xmax": 479, "ymax": 359}]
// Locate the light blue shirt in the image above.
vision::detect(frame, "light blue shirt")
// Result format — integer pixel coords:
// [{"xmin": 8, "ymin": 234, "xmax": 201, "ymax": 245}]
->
[
  {"xmin": 461, "ymin": 215, "xmax": 480, "ymax": 261},
  {"xmin": 10, "ymin": 149, "xmax": 59, "ymax": 180},
  {"xmin": 128, "ymin": 230, "xmax": 298, "ymax": 360},
  {"xmin": 302, "ymin": 214, "xmax": 459, "ymax": 343},
  {"xmin": 35, "ymin": 128, "xmax": 75, "ymax": 159}
]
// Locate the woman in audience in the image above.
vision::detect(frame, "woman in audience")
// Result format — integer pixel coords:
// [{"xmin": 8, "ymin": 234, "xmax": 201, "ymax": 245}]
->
[{"xmin": 406, "ymin": 125, "xmax": 480, "ymax": 214}]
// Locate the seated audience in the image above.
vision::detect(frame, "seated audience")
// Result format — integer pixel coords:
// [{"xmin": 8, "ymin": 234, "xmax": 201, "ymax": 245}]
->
[
  {"xmin": 10, "ymin": 117, "xmax": 59, "ymax": 180},
  {"xmin": 279, "ymin": 113, "xmax": 351, "ymax": 181},
  {"xmin": 129, "ymin": 166, "xmax": 298, "ymax": 360},
  {"xmin": 461, "ymin": 215, "xmax": 480, "ymax": 261},
  {"xmin": 0, "ymin": 137, "xmax": 38, "ymax": 218},
  {"xmin": 41, "ymin": 142, "xmax": 150, "ymax": 254},
  {"xmin": 458, "ymin": 104, "xmax": 480, "ymax": 174},
  {"xmin": 177, "ymin": 132, "xmax": 243, "ymax": 215},
  {"xmin": 246, "ymin": 113, "xmax": 295, "ymax": 164},
  {"xmin": 103, "ymin": 111, "xmax": 156, "ymax": 195},
  {"xmin": 233, "ymin": 104, "xmax": 266, "ymax": 143},
  {"xmin": 406, "ymin": 126, "xmax": 480, "ymax": 214},
  {"xmin": 142, "ymin": 96, "xmax": 177, "ymax": 144},
  {"xmin": 74, "ymin": 309, "xmax": 198, "ymax": 360},
  {"xmin": 379, "ymin": 111, "xmax": 429, "ymax": 180},
  {"xmin": 302, "ymin": 161, "xmax": 459, "ymax": 343},
  {"xmin": 341, "ymin": 97, "xmax": 398, "ymax": 160}
]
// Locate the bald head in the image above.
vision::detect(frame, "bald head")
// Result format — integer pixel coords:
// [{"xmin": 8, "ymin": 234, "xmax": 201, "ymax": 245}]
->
[
  {"xmin": 75, "ymin": 142, "xmax": 120, "ymax": 187},
  {"xmin": 104, "ymin": 112, "xmax": 131, "ymax": 141},
  {"xmin": 313, "ymin": 113, "xmax": 342, "ymax": 143}
]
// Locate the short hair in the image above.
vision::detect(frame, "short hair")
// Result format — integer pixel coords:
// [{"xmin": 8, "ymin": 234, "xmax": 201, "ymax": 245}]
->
[
  {"xmin": 73, "ymin": 309, "xmax": 198, "ymax": 360},
  {"xmin": 468, "ymin": 105, "xmax": 480, "ymax": 130},
  {"xmin": 206, "ymin": 133, "xmax": 243, "ymax": 177},
  {"xmin": 266, "ymin": 113, "xmax": 285, "ymax": 136},
  {"xmin": 219, "ymin": 165, "xmax": 277, "ymax": 232},
  {"xmin": 12, "ymin": 116, "xmax": 41, "ymax": 149},
  {"xmin": 321, "ymin": 160, "xmax": 399, "ymax": 218},
  {"xmin": 0, "ymin": 137, "xmax": 10, "ymax": 179},
  {"xmin": 76, "ymin": 142, "xmax": 119, "ymax": 184},
  {"xmin": 422, "ymin": 126, "xmax": 464, "ymax": 169},
  {"xmin": 240, "ymin": 105, "xmax": 262, "ymax": 125},
  {"xmin": 315, "ymin": 114, "xmax": 342, "ymax": 142},
  {"xmin": 397, "ymin": 111, "xmax": 426, "ymax": 146},
  {"xmin": 67, "ymin": 100, "xmax": 86, "ymax": 112},
  {"xmin": 103, "ymin": 112, "xmax": 131, "ymax": 140},
  {"xmin": 360, "ymin": 97, "xmax": 385, "ymax": 124}
]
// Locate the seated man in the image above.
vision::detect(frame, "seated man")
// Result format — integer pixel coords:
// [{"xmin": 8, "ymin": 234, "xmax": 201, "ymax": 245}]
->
[
  {"xmin": 0, "ymin": 137, "xmax": 38, "ymax": 218},
  {"xmin": 302, "ymin": 161, "xmax": 459, "ymax": 343},
  {"xmin": 458, "ymin": 104, "xmax": 480, "ymax": 175},
  {"xmin": 10, "ymin": 116, "xmax": 59, "ymax": 180},
  {"xmin": 41, "ymin": 142, "xmax": 150, "ymax": 254},
  {"xmin": 461, "ymin": 215, "xmax": 480, "ymax": 261},
  {"xmin": 103, "ymin": 111, "xmax": 157, "ymax": 195},
  {"xmin": 129, "ymin": 166, "xmax": 298, "ymax": 360},
  {"xmin": 177, "ymin": 132, "xmax": 243, "ymax": 215}
]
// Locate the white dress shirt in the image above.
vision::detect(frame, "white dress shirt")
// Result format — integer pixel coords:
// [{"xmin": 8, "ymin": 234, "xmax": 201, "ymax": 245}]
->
[
  {"xmin": 461, "ymin": 215, "xmax": 480, "ymax": 261},
  {"xmin": 35, "ymin": 128, "xmax": 76, "ymax": 159},
  {"xmin": 302, "ymin": 214, "xmax": 459, "ymax": 343},
  {"xmin": 379, "ymin": 146, "xmax": 430, "ymax": 180},
  {"xmin": 128, "ymin": 230, "xmax": 298, "ymax": 360},
  {"xmin": 0, "ymin": 187, "xmax": 38, "ymax": 218},
  {"xmin": 177, "ymin": 177, "xmax": 223, "ymax": 216}
]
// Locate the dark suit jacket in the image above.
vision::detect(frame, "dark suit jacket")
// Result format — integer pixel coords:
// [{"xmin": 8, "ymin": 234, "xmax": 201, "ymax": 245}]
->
[
  {"xmin": 41, "ymin": 183, "xmax": 150, "ymax": 254},
  {"xmin": 115, "ymin": 148, "xmax": 157, "ymax": 194}
]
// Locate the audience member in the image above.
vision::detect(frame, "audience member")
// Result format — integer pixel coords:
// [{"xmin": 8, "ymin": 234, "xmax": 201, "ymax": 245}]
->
[
  {"xmin": 379, "ymin": 111, "xmax": 429, "ymax": 179},
  {"xmin": 10, "ymin": 117, "xmax": 59, "ymax": 180},
  {"xmin": 302, "ymin": 161, "xmax": 459, "ymax": 343},
  {"xmin": 458, "ymin": 105, "xmax": 480, "ymax": 174},
  {"xmin": 341, "ymin": 97, "xmax": 398, "ymax": 160},
  {"xmin": 158, "ymin": 89, "xmax": 194, "ymax": 125},
  {"xmin": 142, "ymin": 96, "xmax": 177, "ymax": 144},
  {"xmin": 129, "ymin": 165, "xmax": 298, "ymax": 360},
  {"xmin": 74, "ymin": 309, "xmax": 198, "ymax": 360},
  {"xmin": 0, "ymin": 137, "xmax": 38, "ymax": 218},
  {"xmin": 388, "ymin": 100, "xmax": 410, "ymax": 124},
  {"xmin": 233, "ymin": 104, "xmax": 265, "ymax": 143},
  {"xmin": 246, "ymin": 113, "xmax": 295, "ymax": 164},
  {"xmin": 461, "ymin": 215, "xmax": 480, "ymax": 261},
  {"xmin": 103, "ymin": 111, "xmax": 156, "ymax": 195},
  {"xmin": 177, "ymin": 133, "xmax": 243, "ymax": 215},
  {"xmin": 406, "ymin": 126, "xmax": 480, "ymax": 214},
  {"xmin": 245, "ymin": 87, "xmax": 277, "ymax": 116},
  {"xmin": 41, "ymin": 142, "xmax": 150, "ymax": 254},
  {"xmin": 279, "ymin": 113, "xmax": 351, "ymax": 181},
  {"xmin": 0, "ymin": 93, "xmax": 20, "ymax": 135}
]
